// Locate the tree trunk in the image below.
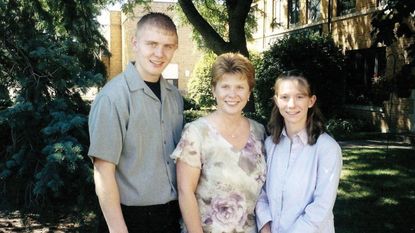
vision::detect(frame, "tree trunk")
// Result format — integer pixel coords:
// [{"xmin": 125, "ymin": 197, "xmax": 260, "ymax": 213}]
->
[{"xmin": 177, "ymin": 0, "xmax": 255, "ymax": 112}]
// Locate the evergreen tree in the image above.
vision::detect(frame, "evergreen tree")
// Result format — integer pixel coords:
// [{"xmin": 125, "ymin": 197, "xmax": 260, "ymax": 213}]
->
[{"xmin": 0, "ymin": 0, "xmax": 109, "ymax": 206}]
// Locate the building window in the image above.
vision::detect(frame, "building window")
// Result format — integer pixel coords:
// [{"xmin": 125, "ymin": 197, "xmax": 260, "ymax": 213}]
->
[
  {"xmin": 272, "ymin": 0, "xmax": 283, "ymax": 29},
  {"xmin": 288, "ymin": 0, "xmax": 300, "ymax": 26},
  {"xmin": 308, "ymin": 0, "xmax": 321, "ymax": 23},
  {"xmin": 345, "ymin": 48, "xmax": 387, "ymax": 105},
  {"xmin": 163, "ymin": 63, "xmax": 179, "ymax": 88},
  {"xmin": 337, "ymin": 0, "xmax": 356, "ymax": 16}
]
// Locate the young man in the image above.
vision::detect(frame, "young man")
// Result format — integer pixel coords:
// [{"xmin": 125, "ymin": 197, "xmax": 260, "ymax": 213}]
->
[{"xmin": 88, "ymin": 13, "xmax": 183, "ymax": 233}]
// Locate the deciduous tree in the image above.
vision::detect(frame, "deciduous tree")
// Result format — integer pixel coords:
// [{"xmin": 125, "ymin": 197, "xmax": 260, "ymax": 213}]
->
[{"xmin": 371, "ymin": 0, "xmax": 415, "ymax": 94}]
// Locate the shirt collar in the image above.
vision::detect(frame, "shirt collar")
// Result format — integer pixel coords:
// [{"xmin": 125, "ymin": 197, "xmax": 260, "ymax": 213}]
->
[
  {"xmin": 124, "ymin": 61, "xmax": 172, "ymax": 93},
  {"xmin": 282, "ymin": 127, "xmax": 308, "ymax": 145}
]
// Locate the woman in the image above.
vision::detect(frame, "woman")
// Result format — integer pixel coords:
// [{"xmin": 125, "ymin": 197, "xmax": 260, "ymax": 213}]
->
[
  {"xmin": 171, "ymin": 53, "xmax": 266, "ymax": 233},
  {"xmin": 256, "ymin": 70, "xmax": 342, "ymax": 233}
]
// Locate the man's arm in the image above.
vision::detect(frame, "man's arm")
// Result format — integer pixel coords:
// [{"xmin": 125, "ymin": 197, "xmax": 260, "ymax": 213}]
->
[{"xmin": 93, "ymin": 158, "xmax": 128, "ymax": 233}]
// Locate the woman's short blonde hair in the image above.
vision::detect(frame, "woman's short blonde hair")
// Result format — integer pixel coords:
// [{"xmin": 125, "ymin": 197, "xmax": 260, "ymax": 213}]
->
[{"xmin": 211, "ymin": 52, "xmax": 255, "ymax": 91}]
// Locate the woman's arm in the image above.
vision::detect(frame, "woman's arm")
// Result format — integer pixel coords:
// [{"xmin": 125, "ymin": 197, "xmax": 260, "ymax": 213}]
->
[
  {"xmin": 260, "ymin": 222, "xmax": 272, "ymax": 233},
  {"xmin": 177, "ymin": 160, "xmax": 203, "ymax": 233}
]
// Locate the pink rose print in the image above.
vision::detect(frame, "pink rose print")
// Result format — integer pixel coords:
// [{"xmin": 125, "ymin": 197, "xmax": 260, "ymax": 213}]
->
[
  {"xmin": 204, "ymin": 193, "xmax": 247, "ymax": 232},
  {"xmin": 238, "ymin": 137, "xmax": 261, "ymax": 174}
]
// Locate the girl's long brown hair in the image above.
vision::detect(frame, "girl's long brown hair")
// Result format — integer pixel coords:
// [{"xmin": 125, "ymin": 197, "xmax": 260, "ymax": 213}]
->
[{"xmin": 268, "ymin": 70, "xmax": 325, "ymax": 145}]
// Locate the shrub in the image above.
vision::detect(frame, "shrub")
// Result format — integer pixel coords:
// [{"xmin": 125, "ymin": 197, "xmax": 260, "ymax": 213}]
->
[
  {"xmin": 255, "ymin": 32, "xmax": 347, "ymax": 121},
  {"xmin": 326, "ymin": 118, "xmax": 354, "ymax": 139},
  {"xmin": 187, "ymin": 52, "xmax": 217, "ymax": 109},
  {"xmin": 325, "ymin": 116, "xmax": 379, "ymax": 140},
  {"xmin": 183, "ymin": 96, "xmax": 200, "ymax": 111},
  {"xmin": 184, "ymin": 109, "xmax": 209, "ymax": 123}
]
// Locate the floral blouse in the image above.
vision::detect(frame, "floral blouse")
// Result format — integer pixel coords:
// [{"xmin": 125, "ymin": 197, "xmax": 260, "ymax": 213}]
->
[{"xmin": 171, "ymin": 117, "xmax": 267, "ymax": 233}]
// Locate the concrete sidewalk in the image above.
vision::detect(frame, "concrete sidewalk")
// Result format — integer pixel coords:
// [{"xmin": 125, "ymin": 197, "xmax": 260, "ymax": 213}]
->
[{"xmin": 338, "ymin": 139, "xmax": 414, "ymax": 150}]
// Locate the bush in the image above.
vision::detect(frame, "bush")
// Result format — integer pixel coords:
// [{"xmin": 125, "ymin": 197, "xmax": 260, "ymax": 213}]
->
[
  {"xmin": 326, "ymin": 118, "xmax": 354, "ymax": 139},
  {"xmin": 187, "ymin": 52, "xmax": 217, "ymax": 109},
  {"xmin": 183, "ymin": 96, "xmax": 200, "ymax": 111},
  {"xmin": 325, "ymin": 116, "xmax": 378, "ymax": 140},
  {"xmin": 184, "ymin": 109, "xmax": 209, "ymax": 123},
  {"xmin": 255, "ymin": 32, "xmax": 347, "ymax": 121}
]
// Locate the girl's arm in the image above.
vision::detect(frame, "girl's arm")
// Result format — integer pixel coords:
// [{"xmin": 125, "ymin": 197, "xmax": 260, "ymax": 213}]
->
[{"xmin": 288, "ymin": 141, "xmax": 342, "ymax": 233}]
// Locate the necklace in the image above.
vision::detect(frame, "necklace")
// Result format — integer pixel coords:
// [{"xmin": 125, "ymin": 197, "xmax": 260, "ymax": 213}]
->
[
  {"xmin": 211, "ymin": 111, "xmax": 245, "ymax": 139},
  {"xmin": 226, "ymin": 120, "xmax": 243, "ymax": 138}
]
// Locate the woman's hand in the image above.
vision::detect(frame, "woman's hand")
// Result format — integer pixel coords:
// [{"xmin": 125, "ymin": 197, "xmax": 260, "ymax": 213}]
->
[{"xmin": 260, "ymin": 222, "xmax": 272, "ymax": 233}]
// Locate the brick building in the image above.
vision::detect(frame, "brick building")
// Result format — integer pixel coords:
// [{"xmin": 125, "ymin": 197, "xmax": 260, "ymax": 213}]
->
[{"xmin": 250, "ymin": 0, "xmax": 411, "ymax": 83}]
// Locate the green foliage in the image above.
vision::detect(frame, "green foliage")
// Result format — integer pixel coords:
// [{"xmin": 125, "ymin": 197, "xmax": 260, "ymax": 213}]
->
[
  {"xmin": 184, "ymin": 110, "xmax": 209, "ymax": 124},
  {"xmin": 174, "ymin": 0, "xmax": 258, "ymax": 52},
  {"xmin": 371, "ymin": 0, "xmax": 415, "ymax": 94},
  {"xmin": 187, "ymin": 52, "xmax": 217, "ymax": 109},
  {"xmin": 371, "ymin": 0, "xmax": 414, "ymax": 58},
  {"xmin": 326, "ymin": 118, "xmax": 354, "ymax": 139},
  {"xmin": 255, "ymin": 32, "xmax": 347, "ymax": 121},
  {"xmin": 325, "ymin": 114, "xmax": 379, "ymax": 140},
  {"xmin": 183, "ymin": 95, "xmax": 200, "ymax": 111},
  {"xmin": 0, "ymin": 0, "xmax": 108, "ymax": 207},
  {"xmin": 0, "ymin": 85, "xmax": 11, "ymax": 109}
]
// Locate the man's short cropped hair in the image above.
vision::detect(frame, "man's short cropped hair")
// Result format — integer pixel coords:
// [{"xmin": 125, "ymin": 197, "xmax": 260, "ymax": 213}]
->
[{"xmin": 136, "ymin": 12, "xmax": 177, "ymax": 36}]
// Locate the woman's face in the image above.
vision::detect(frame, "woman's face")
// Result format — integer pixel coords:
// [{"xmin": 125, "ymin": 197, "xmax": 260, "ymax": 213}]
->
[
  {"xmin": 275, "ymin": 79, "xmax": 316, "ymax": 130},
  {"xmin": 213, "ymin": 72, "xmax": 250, "ymax": 116}
]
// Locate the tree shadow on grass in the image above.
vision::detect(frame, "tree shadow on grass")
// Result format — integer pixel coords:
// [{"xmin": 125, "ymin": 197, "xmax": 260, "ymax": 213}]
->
[
  {"xmin": 335, "ymin": 148, "xmax": 415, "ymax": 233},
  {"xmin": 0, "ymin": 201, "xmax": 98, "ymax": 233}
]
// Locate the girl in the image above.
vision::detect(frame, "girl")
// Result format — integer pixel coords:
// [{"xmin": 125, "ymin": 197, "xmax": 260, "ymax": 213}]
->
[{"xmin": 256, "ymin": 70, "xmax": 342, "ymax": 233}]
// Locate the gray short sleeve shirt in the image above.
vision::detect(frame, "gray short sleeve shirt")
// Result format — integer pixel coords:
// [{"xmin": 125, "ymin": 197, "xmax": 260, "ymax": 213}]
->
[{"xmin": 88, "ymin": 62, "xmax": 184, "ymax": 206}]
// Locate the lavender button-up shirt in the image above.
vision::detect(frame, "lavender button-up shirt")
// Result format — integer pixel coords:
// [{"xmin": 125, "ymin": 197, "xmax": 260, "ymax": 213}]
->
[{"xmin": 256, "ymin": 129, "xmax": 342, "ymax": 233}]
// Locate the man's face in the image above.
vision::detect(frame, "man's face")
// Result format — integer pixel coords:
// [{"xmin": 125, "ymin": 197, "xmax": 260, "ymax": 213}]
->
[{"xmin": 132, "ymin": 25, "xmax": 178, "ymax": 82}]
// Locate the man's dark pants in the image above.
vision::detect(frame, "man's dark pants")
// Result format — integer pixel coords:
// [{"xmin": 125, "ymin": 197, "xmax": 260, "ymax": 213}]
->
[{"xmin": 97, "ymin": 201, "xmax": 181, "ymax": 233}]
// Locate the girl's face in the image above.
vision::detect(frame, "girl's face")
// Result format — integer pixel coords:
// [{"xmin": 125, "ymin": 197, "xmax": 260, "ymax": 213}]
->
[
  {"xmin": 275, "ymin": 79, "xmax": 316, "ymax": 130},
  {"xmin": 213, "ymin": 72, "xmax": 250, "ymax": 116}
]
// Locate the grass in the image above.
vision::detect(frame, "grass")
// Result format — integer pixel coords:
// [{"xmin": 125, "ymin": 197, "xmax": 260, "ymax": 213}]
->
[{"xmin": 334, "ymin": 147, "xmax": 415, "ymax": 233}]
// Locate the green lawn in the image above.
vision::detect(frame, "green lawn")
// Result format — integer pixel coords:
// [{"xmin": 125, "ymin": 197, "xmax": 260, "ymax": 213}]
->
[{"xmin": 335, "ymin": 147, "xmax": 415, "ymax": 233}]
